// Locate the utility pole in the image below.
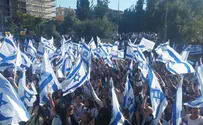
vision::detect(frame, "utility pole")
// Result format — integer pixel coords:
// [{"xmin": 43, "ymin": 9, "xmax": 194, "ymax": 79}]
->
[
  {"xmin": 0, "ymin": 11, "xmax": 3, "ymax": 31},
  {"xmin": 164, "ymin": 0, "xmax": 168, "ymax": 42},
  {"xmin": 117, "ymin": 0, "xmax": 120, "ymax": 34}
]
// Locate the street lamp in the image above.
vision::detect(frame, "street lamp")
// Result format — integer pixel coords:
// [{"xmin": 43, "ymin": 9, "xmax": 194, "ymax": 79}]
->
[{"xmin": 0, "ymin": 11, "xmax": 3, "ymax": 31}]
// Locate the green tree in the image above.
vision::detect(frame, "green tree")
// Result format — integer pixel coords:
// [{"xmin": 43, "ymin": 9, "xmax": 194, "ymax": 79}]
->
[
  {"xmin": 94, "ymin": 0, "xmax": 109, "ymax": 19},
  {"xmin": 134, "ymin": 0, "xmax": 146, "ymax": 32},
  {"xmin": 76, "ymin": 0, "xmax": 90, "ymax": 20}
]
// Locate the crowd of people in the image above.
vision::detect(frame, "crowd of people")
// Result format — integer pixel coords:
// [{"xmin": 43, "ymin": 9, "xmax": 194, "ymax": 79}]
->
[{"xmin": 0, "ymin": 34, "xmax": 203, "ymax": 125}]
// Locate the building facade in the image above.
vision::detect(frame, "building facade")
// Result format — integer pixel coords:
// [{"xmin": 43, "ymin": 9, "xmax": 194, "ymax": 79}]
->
[
  {"xmin": 56, "ymin": 7, "xmax": 75, "ymax": 21},
  {"xmin": 0, "ymin": 0, "xmax": 56, "ymax": 31},
  {"xmin": 26, "ymin": 0, "xmax": 56, "ymax": 19}
]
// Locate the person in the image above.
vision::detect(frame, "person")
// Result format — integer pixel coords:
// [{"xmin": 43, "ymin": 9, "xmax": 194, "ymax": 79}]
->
[
  {"xmin": 73, "ymin": 95, "xmax": 85, "ymax": 120},
  {"xmin": 48, "ymin": 92, "xmax": 64, "ymax": 125},
  {"xmin": 26, "ymin": 105, "xmax": 46, "ymax": 125},
  {"xmin": 84, "ymin": 99, "xmax": 98, "ymax": 119},
  {"xmin": 141, "ymin": 96, "xmax": 154, "ymax": 125},
  {"xmin": 95, "ymin": 97, "xmax": 112, "ymax": 125},
  {"xmin": 183, "ymin": 107, "xmax": 203, "ymax": 125},
  {"xmin": 66, "ymin": 104, "xmax": 78, "ymax": 125},
  {"xmin": 79, "ymin": 112, "xmax": 92, "ymax": 125}
]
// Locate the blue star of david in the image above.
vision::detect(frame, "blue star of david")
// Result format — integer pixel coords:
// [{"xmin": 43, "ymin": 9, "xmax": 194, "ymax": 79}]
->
[
  {"xmin": 0, "ymin": 93, "xmax": 11, "ymax": 121},
  {"xmin": 24, "ymin": 91, "xmax": 32, "ymax": 102},
  {"xmin": 96, "ymin": 48, "xmax": 101, "ymax": 53},
  {"xmin": 83, "ymin": 51, "xmax": 88, "ymax": 58},
  {"xmin": 128, "ymin": 97, "xmax": 134, "ymax": 106},
  {"xmin": 74, "ymin": 73, "xmax": 81, "ymax": 82},
  {"xmin": 0, "ymin": 93, "xmax": 7, "ymax": 107},
  {"xmin": 151, "ymin": 88, "xmax": 163, "ymax": 102}
]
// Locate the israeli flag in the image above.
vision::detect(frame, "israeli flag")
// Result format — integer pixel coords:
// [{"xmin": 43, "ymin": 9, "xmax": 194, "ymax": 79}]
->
[
  {"xmin": 61, "ymin": 56, "xmax": 89, "ymax": 96},
  {"xmin": 26, "ymin": 40, "xmax": 37, "ymax": 61},
  {"xmin": 111, "ymin": 41, "xmax": 119, "ymax": 59},
  {"xmin": 166, "ymin": 61, "xmax": 195, "ymax": 75},
  {"xmin": 39, "ymin": 51, "xmax": 61, "ymax": 105},
  {"xmin": 184, "ymin": 62, "xmax": 203, "ymax": 107},
  {"xmin": 172, "ymin": 76, "xmax": 183, "ymax": 125},
  {"xmin": 148, "ymin": 67, "xmax": 168, "ymax": 125},
  {"xmin": 0, "ymin": 73, "xmax": 30, "ymax": 124},
  {"xmin": 37, "ymin": 37, "xmax": 56, "ymax": 57},
  {"xmin": 93, "ymin": 44, "xmax": 113, "ymax": 67},
  {"xmin": 155, "ymin": 42, "xmax": 194, "ymax": 74},
  {"xmin": 102, "ymin": 43, "xmax": 113, "ymax": 54},
  {"xmin": 16, "ymin": 45, "xmax": 32, "ymax": 70},
  {"xmin": 0, "ymin": 38, "xmax": 17, "ymax": 70},
  {"xmin": 88, "ymin": 37, "xmax": 97, "ymax": 50},
  {"xmin": 109, "ymin": 78, "xmax": 125, "ymax": 125},
  {"xmin": 81, "ymin": 42, "xmax": 91, "ymax": 65},
  {"xmin": 126, "ymin": 46, "xmax": 146, "ymax": 62},
  {"xmin": 61, "ymin": 56, "xmax": 72, "ymax": 77},
  {"xmin": 18, "ymin": 70, "xmax": 37, "ymax": 107},
  {"xmin": 123, "ymin": 76, "xmax": 135, "ymax": 120},
  {"xmin": 181, "ymin": 45, "xmax": 191, "ymax": 61},
  {"xmin": 138, "ymin": 61, "xmax": 149, "ymax": 79}
]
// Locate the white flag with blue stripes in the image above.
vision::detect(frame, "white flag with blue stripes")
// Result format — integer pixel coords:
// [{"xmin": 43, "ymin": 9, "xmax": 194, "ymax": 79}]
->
[
  {"xmin": 148, "ymin": 67, "xmax": 168, "ymax": 125},
  {"xmin": 61, "ymin": 56, "xmax": 89, "ymax": 96},
  {"xmin": 18, "ymin": 70, "xmax": 37, "ymax": 107},
  {"xmin": 39, "ymin": 51, "xmax": 61, "ymax": 105},
  {"xmin": 111, "ymin": 41, "xmax": 119, "ymax": 59},
  {"xmin": 37, "ymin": 37, "xmax": 56, "ymax": 57},
  {"xmin": 16, "ymin": 45, "xmax": 32, "ymax": 70},
  {"xmin": 172, "ymin": 76, "xmax": 183, "ymax": 125},
  {"xmin": 88, "ymin": 37, "xmax": 97, "ymax": 50},
  {"xmin": 0, "ymin": 38, "xmax": 17, "ymax": 70},
  {"xmin": 126, "ymin": 45, "xmax": 146, "ymax": 62},
  {"xmin": 81, "ymin": 42, "xmax": 91, "ymax": 65},
  {"xmin": 181, "ymin": 45, "xmax": 191, "ymax": 61},
  {"xmin": 110, "ymin": 78, "xmax": 125, "ymax": 125},
  {"xmin": 0, "ymin": 73, "xmax": 30, "ymax": 125},
  {"xmin": 184, "ymin": 62, "xmax": 203, "ymax": 108},
  {"xmin": 93, "ymin": 44, "xmax": 113, "ymax": 67},
  {"xmin": 123, "ymin": 76, "xmax": 135, "ymax": 120},
  {"xmin": 155, "ymin": 42, "xmax": 194, "ymax": 74},
  {"xmin": 26, "ymin": 40, "xmax": 37, "ymax": 61}
]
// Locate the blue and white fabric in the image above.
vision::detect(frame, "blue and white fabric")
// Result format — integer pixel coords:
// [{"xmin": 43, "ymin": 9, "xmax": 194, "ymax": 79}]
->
[
  {"xmin": 18, "ymin": 70, "xmax": 37, "ymax": 107},
  {"xmin": 172, "ymin": 76, "xmax": 183, "ymax": 125},
  {"xmin": 39, "ymin": 51, "xmax": 61, "ymax": 105},
  {"xmin": 61, "ymin": 56, "xmax": 89, "ymax": 96},
  {"xmin": 0, "ymin": 73, "xmax": 30, "ymax": 124},
  {"xmin": 109, "ymin": 78, "xmax": 125, "ymax": 125},
  {"xmin": 155, "ymin": 42, "xmax": 194, "ymax": 74},
  {"xmin": 123, "ymin": 76, "xmax": 135, "ymax": 120},
  {"xmin": 148, "ymin": 67, "xmax": 168, "ymax": 125}
]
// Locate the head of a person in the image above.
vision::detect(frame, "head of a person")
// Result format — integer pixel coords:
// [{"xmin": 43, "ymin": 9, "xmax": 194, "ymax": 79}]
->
[
  {"xmin": 102, "ymin": 88, "xmax": 109, "ymax": 97},
  {"xmin": 103, "ymin": 97, "xmax": 111, "ymax": 108},
  {"xmin": 75, "ymin": 95, "xmax": 83, "ymax": 105},
  {"xmin": 81, "ymin": 112, "xmax": 92, "ymax": 124},
  {"xmin": 167, "ymin": 97, "xmax": 174, "ymax": 113},
  {"xmin": 84, "ymin": 99, "xmax": 94, "ymax": 109},
  {"xmin": 190, "ymin": 107, "xmax": 200, "ymax": 117},
  {"xmin": 122, "ymin": 108, "xmax": 130, "ymax": 120},
  {"xmin": 66, "ymin": 104, "xmax": 74, "ymax": 116}
]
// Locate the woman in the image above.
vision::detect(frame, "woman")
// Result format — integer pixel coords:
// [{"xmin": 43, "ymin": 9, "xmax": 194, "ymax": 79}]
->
[
  {"xmin": 66, "ymin": 104, "xmax": 78, "ymax": 125},
  {"xmin": 84, "ymin": 99, "xmax": 98, "ymax": 119},
  {"xmin": 183, "ymin": 107, "xmax": 203, "ymax": 125},
  {"xmin": 95, "ymin": 97, "xmax": 112, "ymax": 125},
  {"xmin": 79, "ymin": 112, "xmax": 92, "ymax": 125}
]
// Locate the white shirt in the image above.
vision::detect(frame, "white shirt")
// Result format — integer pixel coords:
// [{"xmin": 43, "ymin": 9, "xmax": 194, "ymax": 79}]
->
[{"xmin": 183, "ymin": 114, "xmax": 203, "ymax": 125}]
